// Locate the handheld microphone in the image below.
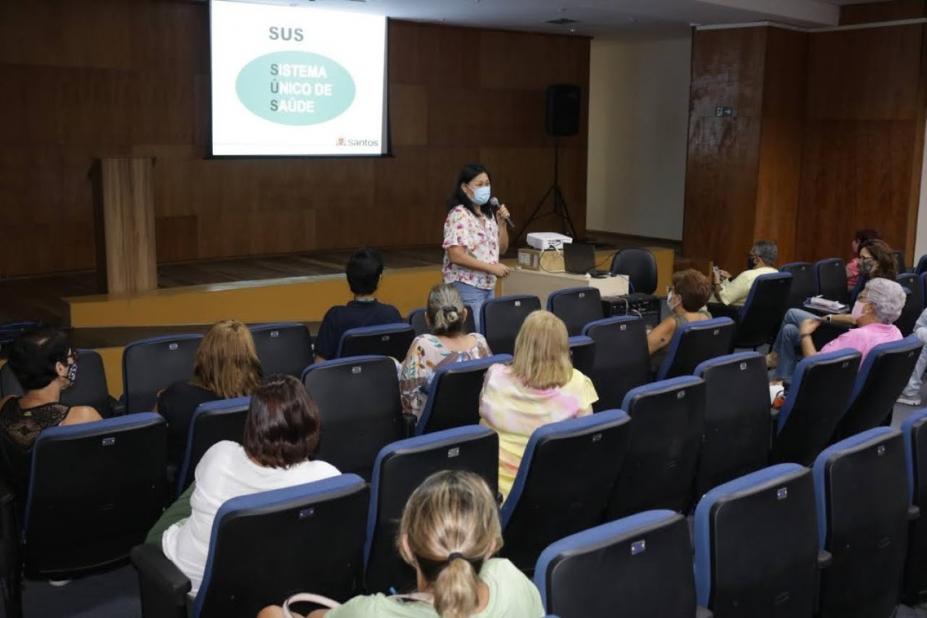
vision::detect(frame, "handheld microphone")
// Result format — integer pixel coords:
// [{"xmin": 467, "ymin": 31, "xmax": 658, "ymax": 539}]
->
[{"xmin": 490, "ymin": 197, "xmax": 515, "ymax": 229}]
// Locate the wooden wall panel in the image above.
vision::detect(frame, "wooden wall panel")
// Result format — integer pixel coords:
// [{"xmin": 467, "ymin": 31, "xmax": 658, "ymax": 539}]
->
[
  {"xmin": 841, "ymin": 0, "xmax": 927, "ymax": 25},
  {"xmin": 0, "ymin": 1, "xmax": 589, "ymax": 277},
  {"xmin": 796, "ymin": 25, "xmax": 926, "ymax": 261},
  {"xmin": 683, "ymin": 27, "xmax": 768, "ymax": 273}
]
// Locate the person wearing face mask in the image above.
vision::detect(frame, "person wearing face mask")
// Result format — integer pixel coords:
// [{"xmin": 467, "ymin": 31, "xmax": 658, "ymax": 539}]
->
[
  {"xmin": 442, "ymin": 164, "xmax": 511, "ymax": 331},
  {"xmin": 848, "ymin": 238, "xmax": 898, "ymax": 304},
  {"xmin": 770, "ymin": 278, "xmax": 905, "ymax": 383},
  {"xmin": 711, "ymin": 240, "xmax": 779, "ymax": 307},
  {"xmin": 846, "ymin": 229, "xmax": 880, "ymax": 291},
  {"xmin": 0, "ymin": 327, "xmax": 102, "ymax": 500},
  {"xmin": 648, "ymin": 269, "xmax": 713, "ymax": 371}
]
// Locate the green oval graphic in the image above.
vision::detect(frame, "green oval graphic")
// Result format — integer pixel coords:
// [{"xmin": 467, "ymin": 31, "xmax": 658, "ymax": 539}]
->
[{"xmin": 235, "ymin": 51, "xmax": 356, "ymax": 126}]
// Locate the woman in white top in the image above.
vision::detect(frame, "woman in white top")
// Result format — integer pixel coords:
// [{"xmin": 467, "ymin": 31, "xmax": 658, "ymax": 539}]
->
[
  {"xmin": 259, "ymin": 470, "xmax": 545, "ymax": 618},
  {"xmin": 400, "ymin": 284, "xmax": 493, "ymax": 420},
  {"xmin": 153, "ymin": 375, "xmax": 340, "ymax": 595},
  {"xmin": 442, "ymin": 164, "xmax": 512, "ymax": 331}
]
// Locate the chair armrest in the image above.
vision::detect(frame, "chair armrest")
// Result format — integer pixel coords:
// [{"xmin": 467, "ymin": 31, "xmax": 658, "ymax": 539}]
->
[
  {"xmin": 111, "ymin": 396, "xmax": 126, "ymax": 417},
  {"xmin": 130, "ymin": 544, "xmax": 191, "ymax": 618},
  {"xmin": 696, "ymin": 607, "xmax": 714, "ymax": 618},
  {"xmin": 770, "ymin": 408, "xmax": 781, "ymax": 422},
  {"xmin": 817, "ymin": 549, "xmax": 832, "ymax": 570},
  {"xmin": 908, "ymin": 505, "xmax": 921, "ymax": 521}
]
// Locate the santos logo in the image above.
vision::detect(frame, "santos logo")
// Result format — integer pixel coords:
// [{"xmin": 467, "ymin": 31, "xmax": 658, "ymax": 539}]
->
[{"xmin": 336, "ymin": 137, "xmax": 380, "ymax": 147}]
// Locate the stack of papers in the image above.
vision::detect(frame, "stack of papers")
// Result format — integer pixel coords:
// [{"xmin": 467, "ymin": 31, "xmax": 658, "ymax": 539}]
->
[{"xmin": 805, "ymin": 295, "xmax": 847, "ymax": 313}]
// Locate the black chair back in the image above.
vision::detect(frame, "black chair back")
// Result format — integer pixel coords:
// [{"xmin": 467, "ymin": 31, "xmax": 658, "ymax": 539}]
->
[
  {"xmin": 610, "ymin": 248, "xmax": 657, "ymax": 294},
  {"xmin": 693, "ymin": 353, "xmax": 771, "ymax": 497},
  {"xmin": 416, "ymin": 355, "xmax": 509, "ymax": 435},
  {"xmin": 609, "ymin": 377, "xmax": 705, "ymax": 518},
  {"xmin": 656, "ymin": 318, "xmax": 736, "ymax": 380},
  {"xmin": 771, "ymin": 350, "xmax": 860, "ymax": 466},
  {"xmin": 916, "ymin": 254, "xmax": 927, "ymax": 276},
  {"xmin": 123, "ymin": 334, "xmax": 202, "ymax": 413},
  {"xmin": 582, "ymin": 317, "xmax": 650, "ymax": 411},
  {"xmin": 176, "ymin": 397, "xmax": 250, "ymax": 497},
  {"xmin": 814, "ymin": 258, "xmax": 849, "ymax": 305},
  {"xmin": 815, "ymin": 428, "xmax": 910, "ymax": 618},
  {"xmin": 895, "ymin": 250, "xmax": 909, "ymax": 274},
  {"xmin": 902, "ymin": 409, "xmax": 927, "ymax": 601},
  {"xmin": 733, "ymin": 273, "xmax": 792, "ymax": 348},
  {"xmin": 191, "ymin": 475, "xmax": 369, "ymax": 618},
  {"xmin": 250, "ymin": 322, "xmax": 313, "ymax": 377},
  {"xmin": 781, "ymin": 262, "xmax": 816, "ymax": 309},
  {"xmin": 480, "ymin": 295, "xmax": 542, "ymax": 355},
  {"xmin": 24, "ymin": 413, "xmax": 166, "ymax": 578},
  {"xmin": 535, "ymin": 511, "xmax": 701, "ymax": 618},
  {"xmin": 548, "ymin": 287, "xmax": 603, "ymax": 336},
  {"xmin": 364, "ymin": 427, "xmax": 498, "ymax": 594},
  {"xmin": 336, "ymin": 323, "xmax": 415, "ymax": 361},
  {"xmin": 567, "ymin": 335, "xmax": 595, "ymax": 378},
  {"xmin": 895, "ymin": 273, "xmax": 924, "ymax": 336},
  {"xmin": 832, "ymin": 336, "xmax": 923, "ymax": 441},
  {"xmin": 302, "ymin": 356, "xmax": 404, "ymax": 479},
  {"xmin": 500, "ymin": 411, "xmax": 631, "ymax": 573}
]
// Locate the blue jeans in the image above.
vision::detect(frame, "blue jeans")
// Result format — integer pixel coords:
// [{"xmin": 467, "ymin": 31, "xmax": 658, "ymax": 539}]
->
[
  {"xmin": 451, "ymin": 281, "xmax": 494, "ymax": 332},
  {"xmin": 772, "ymin": 308, "xmax": 816, "ymax": 381}
]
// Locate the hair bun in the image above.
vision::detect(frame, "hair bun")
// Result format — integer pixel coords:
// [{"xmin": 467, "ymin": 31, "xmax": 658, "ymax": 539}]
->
[{"xmin": 442, "ymin": 306, "xmax": 460, "ymax": 323}]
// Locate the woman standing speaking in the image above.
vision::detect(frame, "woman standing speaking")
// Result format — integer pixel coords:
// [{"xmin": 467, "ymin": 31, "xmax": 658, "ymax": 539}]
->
[{"xmin": 442, "ymin": 164, "xmax": 511, "ymax": 331}]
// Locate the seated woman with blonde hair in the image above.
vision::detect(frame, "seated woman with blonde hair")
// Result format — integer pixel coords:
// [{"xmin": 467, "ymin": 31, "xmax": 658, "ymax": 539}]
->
[
  {"xmin": 648, "ymin": 269, "xmax": 713, "ymax": 370},
  {"xmin": 478, "ymin": 310, "xmax": 598, "ymax": 500},
  {"xmin": 400, "ymin": 283, "xmax": 492, "ymax": 420},
  {"xmin": 258, "ymin": 470, "xmax": 544, "ymax": 618},
  {"xmin": 157, "ymin": 319, "xmax": 263, "ymax": 474}
]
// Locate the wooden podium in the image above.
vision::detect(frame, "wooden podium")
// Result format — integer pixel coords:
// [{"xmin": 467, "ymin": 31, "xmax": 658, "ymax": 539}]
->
[{"xmin": 91, "ymin": 158, "xmax": 157, "ymax": 295}]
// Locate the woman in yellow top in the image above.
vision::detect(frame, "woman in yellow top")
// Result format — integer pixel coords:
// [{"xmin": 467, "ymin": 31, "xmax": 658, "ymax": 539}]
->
[{"xmin": 478, "ymin": 311, "xmax": 598, "ymax": 499}]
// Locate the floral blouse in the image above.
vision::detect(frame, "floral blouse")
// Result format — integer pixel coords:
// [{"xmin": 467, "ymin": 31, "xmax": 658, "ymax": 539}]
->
[
  {"xmin": 399, "ymin": 333, "xmax": 492, "ymax": 420},
  {"xmin": 442, "ymin": 205, "xmax": 500, "ymax": 291}
]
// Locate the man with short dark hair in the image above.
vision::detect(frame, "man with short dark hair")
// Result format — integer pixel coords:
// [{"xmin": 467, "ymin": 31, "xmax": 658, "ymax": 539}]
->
[
  {"xmin": 313, "ymin": 248, "xmax": 403, "ymax": 361},
  {"xmin": 711, "ymin": 240, "xmax": 779, "ymax": 307}
]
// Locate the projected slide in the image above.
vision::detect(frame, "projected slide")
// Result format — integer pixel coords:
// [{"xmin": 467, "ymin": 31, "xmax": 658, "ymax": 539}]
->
[{"xmin": 210, "ymin": 0, "xmax": 387, "ymax": 156}]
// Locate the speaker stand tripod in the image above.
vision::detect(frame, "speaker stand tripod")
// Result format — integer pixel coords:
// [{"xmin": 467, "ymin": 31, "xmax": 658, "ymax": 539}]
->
[{"xmin": 517, "ymin": 141, "xmax": 578, "ymax": 244}]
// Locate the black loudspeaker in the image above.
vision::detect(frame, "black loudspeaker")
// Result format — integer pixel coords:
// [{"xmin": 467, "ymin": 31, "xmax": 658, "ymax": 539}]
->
[{"xmin": 545, "ymin": 84, "xmax": 581, "ymax": 137}]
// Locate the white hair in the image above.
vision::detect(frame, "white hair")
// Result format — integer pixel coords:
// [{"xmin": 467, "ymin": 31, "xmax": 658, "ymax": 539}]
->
[{"xmin": 864, "ymin": 278, "xmax": 906, "ymax": 324}]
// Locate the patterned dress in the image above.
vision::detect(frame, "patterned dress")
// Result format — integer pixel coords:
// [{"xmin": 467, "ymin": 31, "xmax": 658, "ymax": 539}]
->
[
  {"xmin": 442, "ymin": 205, "xmax": 500, "ymax": 291},
  {"xmin": 399, "ymin": 333, "xmax": 492, "ymax": 420}
]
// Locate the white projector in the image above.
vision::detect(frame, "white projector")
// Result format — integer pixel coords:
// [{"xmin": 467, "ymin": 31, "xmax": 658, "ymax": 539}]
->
[{"xmin": 526, "ymin": 232, "xmax": 573, "ymax": 251}]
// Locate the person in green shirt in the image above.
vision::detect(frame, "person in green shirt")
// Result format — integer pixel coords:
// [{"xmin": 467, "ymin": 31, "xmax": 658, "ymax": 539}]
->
[{"xmin": 259, "ymin": 470, "xmax": 544, "ymax": 618}]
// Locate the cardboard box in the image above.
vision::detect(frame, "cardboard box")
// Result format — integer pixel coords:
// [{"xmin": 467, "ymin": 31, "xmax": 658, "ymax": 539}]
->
[{"xmin": 517, "ymin": 248, "xmax": 564, "ymax": 272}]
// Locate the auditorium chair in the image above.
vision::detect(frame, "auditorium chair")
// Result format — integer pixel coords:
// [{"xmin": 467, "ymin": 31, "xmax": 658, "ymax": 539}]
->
[
  {"xmin": 535, "ymin": 510, "xmax": 713, "ymax": 618},
  {"xmin": 480, "ymin": 295, "xmax": 542, "ymax": 355},
  {"xmin": 831, "ymin": 336, "xmax": 923, "ymax": 442},
  {"xmin": 364, "ymin": 426, "xmax": 498, "ymax": 593},
  {"xmin": 725, "ymin": 272, "xmax": 792, "ymax": 349},
  {"xmin": 335, "ymin": 323, "xmax": 415, "ymax": 361},
  {"xmin": 693, "ymin": 352, "xmax": 771, "ymax": 497},
  {"xmin": 0, "ymin": 321, "xmax": 41, "ymax": 356},
  {"xmin": 500, "ymin": 410, "xmax": 631, "ymax": 573},
  {"xmin": 814, "ymin": 427, "xmax": 915, "ymax": 618},
  {"xmin": 895, "ymin": 250, "xmax": 909, "ymax": 274},
  {"xmin": 781, "ymin": 262, "xmax": 817, "ymax": 310},
  {"xmin": 415, "ymin": 354, "xmax": 510, "ymax": 435},
  {"xmin": 123, "ymin": 333, "xmax": 203, "ymax": 413},
  {"xmin": 814, "ymin": 258, "xmax": 849, "ymax": 306},
  {"xmin": 770, "ymin": 350, "xmax": 860, "ymax": 466},
  {"xmin": 895, "ymin": 273, "xmax": 924, "ymax": 337},
  {"xmin": 302, "ymin": 355, "xmax": 405, "ymax": 479},
  {"xmin": 902, "ymin": 408, "xmax": 927, "ymax": 603},
  {"xmin": 0, "ymin": 413, "xmax": 167, "ymax": 616},
  {"xmin": 916, "ymin": 255, "xmax": 927, "ymax": 276},
  {"xmin": 655, "ymin": 317, "xmax": 735, "ymax": 380},
  {"xmin": 175, "ymin": 397, "xmax": 250, "ymax": 497},
  {"xmin": 694, "ymin": 464, "xmax": 825, "ymax": 618},
  {"xmin": 609, "ymin": 248, "xmax": 658, "ymax": 295},
  {"xmin": 608, "ymin": 377, "xmax": 705, "ymax": 518},
  {"xmin": 407, "ymin": 304, "xmax": 476, "ymax": 336},
  {"xmin": 249, "ymin": 322, "xmax": 313, "ymax": 377},
  {"xmin": 567, "ymin": 335, "xmax": 595, "ymax": 378},
  {"xmin": 0, "ymin": 348, "xmax": 117, "ymax": 417},
  {"xmin": 581, "ymin": 316, "xmax": 650, "ymax": 411},
  {"xmin": 547, "ymin": 287, "xmax": 604, "ymax": 336},
  {"xmin": 132, "ymin": 474, "xmax": 369, "ymax": 618}
]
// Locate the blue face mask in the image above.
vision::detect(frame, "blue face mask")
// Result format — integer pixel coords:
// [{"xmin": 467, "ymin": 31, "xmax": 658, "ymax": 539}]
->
[{"xmin": 470, "ymin": 185, "xmax": 491, "ymax": 206}]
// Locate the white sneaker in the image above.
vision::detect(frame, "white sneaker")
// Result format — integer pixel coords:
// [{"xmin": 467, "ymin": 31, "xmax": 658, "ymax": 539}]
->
[{"xmin": 897, "ymin": 394, "xmax": 922, "ymax": 406}]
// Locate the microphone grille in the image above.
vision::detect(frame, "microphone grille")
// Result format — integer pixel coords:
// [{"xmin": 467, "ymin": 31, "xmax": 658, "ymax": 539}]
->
[{"xmin": 489, "ymin": 197, "xmax": 499, "ymax": 207}]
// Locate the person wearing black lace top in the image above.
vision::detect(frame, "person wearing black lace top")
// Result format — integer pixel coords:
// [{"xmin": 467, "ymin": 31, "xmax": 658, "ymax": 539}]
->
[{"xmin": 0, "ymin": 327, "xmax": 101, "ymax": 497}]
